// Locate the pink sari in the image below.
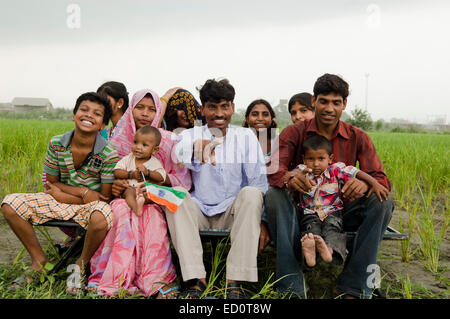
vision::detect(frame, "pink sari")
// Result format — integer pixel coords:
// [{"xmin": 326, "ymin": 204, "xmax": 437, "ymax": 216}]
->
[{"xmin": 88, "ymin": 89, "xmax": 191, "ymax": 297}]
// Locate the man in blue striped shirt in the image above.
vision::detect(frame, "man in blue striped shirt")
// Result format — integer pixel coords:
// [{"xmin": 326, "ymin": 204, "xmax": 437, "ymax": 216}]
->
[{"xmin": 166, "ymin": 78, "xmax": 268, "ymax": 299}]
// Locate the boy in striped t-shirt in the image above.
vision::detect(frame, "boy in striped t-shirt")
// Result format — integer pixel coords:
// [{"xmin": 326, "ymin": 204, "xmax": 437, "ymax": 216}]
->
[{"xmin": 1, "ymin": 92, "xmax": 119, "ymax": 293}]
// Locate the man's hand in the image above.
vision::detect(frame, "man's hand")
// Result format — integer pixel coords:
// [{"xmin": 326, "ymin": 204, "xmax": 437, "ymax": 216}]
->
[
  {"xmin": 112, "ymin": 179, "xmax": 129, "ymax": 198},
  {"xmin": 258, "ymin": 221, "xmax": 271, "ymax": 255},
  {"xmin": 341, "ymin": 178, "xmax": 369, "ymax": 201},
  {"xmin": 193, "ymin": 139, "xmax": 223, "ymax": 166},
  {"xmin": 284, "ymin": 168, "xmax": 316, "ymax": 194},
  {"xmin": 367, "ymin": 181, "xmax": 389, "ymax": 202}
]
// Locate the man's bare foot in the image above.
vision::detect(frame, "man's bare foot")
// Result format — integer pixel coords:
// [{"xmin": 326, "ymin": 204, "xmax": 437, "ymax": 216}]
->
[
  {"xmin": 135, "ymin": 190, "xmax": 145, "ymax": 217},
  {"xmin": 301, "ymin": 233, "xmax": 316, "ymax": 267},
  {"xmin": 314, "ymin": 235, "xmax": 333, "ymax": 263}
]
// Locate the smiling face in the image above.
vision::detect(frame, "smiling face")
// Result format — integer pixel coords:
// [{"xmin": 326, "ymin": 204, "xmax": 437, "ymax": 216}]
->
[
  {"xmin": 176, "ymin": 109, "xmax": 190, "ymax": 128},
  {"xmin": 246, "ymin": 103, "xmax": 273, "ymax": 131},
  {"xmin": 132, "ymin": 96, "xmax": 157, "ymax": 129},
  {"xmin": 201, "ymin": 99, "xmax": 235, "ymax": 136},
  {"xmin": 131, "ymin": 131, "xmax": 159, "ymax": 160},
  {"xmin": 303, "ymin": 148, "xmax": 333, "ymax": 176},
  {"xmin": 313, "ymin": 93, "xmax": 347, "ymax": 128},
  {"xmin": 72, "ymin": 100, "xmax": 106, "ymax": 133},
  {"xmin": 290, "ymin": 102, "xmax": 315, "ymax": 124}
]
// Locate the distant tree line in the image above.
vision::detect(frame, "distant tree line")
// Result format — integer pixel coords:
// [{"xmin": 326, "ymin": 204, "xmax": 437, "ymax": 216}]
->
[
  {"xmin": 2, "ymin": 106, "xmax": 447, "ymax": 134},
  {"xmin": 345, "ymin": 107, "xmax": 449, "ymax": 133},
  {"xmin": 0, "ymin": 108, "xmax": 73, "ymax": 121}
]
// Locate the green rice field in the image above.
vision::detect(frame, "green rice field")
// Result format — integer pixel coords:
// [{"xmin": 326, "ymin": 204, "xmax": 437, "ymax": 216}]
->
[{"xmin": 0, "ymin": 119, "xmax": 448, "ymax": 299}]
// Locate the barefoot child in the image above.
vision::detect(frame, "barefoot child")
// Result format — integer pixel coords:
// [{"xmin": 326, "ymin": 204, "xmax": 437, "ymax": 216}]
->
[
  {"xmin": 298, "ymin": 135, "xmax": 389, "ymax": 267},
  {"xmin": 113, "ymin": 125, "xmax": 166, "ymax": 216}
]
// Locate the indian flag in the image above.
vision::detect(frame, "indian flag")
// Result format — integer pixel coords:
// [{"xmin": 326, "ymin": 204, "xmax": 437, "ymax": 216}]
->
[{"xmin": 144, "ymin": 182, "xmax": 187, "ymax": 213}]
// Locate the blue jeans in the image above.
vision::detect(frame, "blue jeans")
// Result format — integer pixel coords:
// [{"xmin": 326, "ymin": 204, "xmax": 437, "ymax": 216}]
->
[{"xmin": 264, "ymin": 186, "xmax": 393, "ymax": 299}]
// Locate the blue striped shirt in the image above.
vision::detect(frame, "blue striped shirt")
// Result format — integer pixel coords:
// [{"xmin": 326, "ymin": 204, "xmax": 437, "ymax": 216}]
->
[{"xmin": 175, "ymin": 124, "xmax": 268, "ymax": 217}]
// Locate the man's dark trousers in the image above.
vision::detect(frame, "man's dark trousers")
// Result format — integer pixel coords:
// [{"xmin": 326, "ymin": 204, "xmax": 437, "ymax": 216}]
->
[{"xmin": 264, "ymin": 186, "xmax": 393, "ymax": 298}]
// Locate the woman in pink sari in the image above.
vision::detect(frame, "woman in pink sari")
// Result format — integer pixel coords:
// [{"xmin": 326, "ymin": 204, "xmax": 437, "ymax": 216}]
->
[{"xmin": 87, "ymin": 89, "xmax": 191, "ymax": 298}]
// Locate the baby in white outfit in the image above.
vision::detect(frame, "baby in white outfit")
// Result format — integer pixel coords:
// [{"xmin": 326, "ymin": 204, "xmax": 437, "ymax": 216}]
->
[{"xmin": 114, "ymin": 126, "xmax": 166, "ymax": 216}]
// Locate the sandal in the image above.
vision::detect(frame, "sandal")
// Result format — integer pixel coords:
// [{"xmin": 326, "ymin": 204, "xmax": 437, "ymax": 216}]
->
[
  {"xmin": 66, "ymin": 282, "xmax": 86, "ymax": 296},
  {"xmin": 66, "ymin": 267, "xmax": 87, "ymax": 296},
  {"xmin": 157, "ymin": 284, "xmax": 180, "ymax": 299},
  {"xmin": 226, "ymin": 282, "xmax": 246, "ymax": 299},
  {"xmin": 333, "ymin": 288, "xmax": 358, "ymax": 299},
  {"xmin": 10, "ymin": 271, "xmax": 39, "ymax": 292},
  {"xmin": 85, "ymin": 283, "xmax": 100, "ymax": 297},
  {"xmin": 180, "ymin": 279, "xmax": 207, "ymax": 299},
  {"xmin": 372, "ymin": 288, "xmax": 386, "ymax": 299},
  {"xmin": 9, "ymin": 262, "xmax": 54, "ymax": 292}
]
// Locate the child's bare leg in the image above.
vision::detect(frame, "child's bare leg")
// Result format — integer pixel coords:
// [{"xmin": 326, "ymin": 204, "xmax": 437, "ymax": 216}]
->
[
  {"xmin": 67, "ymin": 211, "xmax": 109, "ymax": 294},
  {"xmin": 135, "ymin": 188, "xmax": 145, "ymax": 217},
  {"xmin": 301, "ymin": 233, "xmax": 316, "ymax": 267},
  {"xmin": 1, "ymin": 203, "xmax": 48, "ymax": 272},
  {"xmin": 314, "ymin": 234, "xmax": 333, "ymax": 263},
  {"xmin": 124, "ymin": 187, "xmax": 139, "ymax": 215},
  {"xmin": 76, "ymin": 210, "xmax": 108, "ymax": 271}
]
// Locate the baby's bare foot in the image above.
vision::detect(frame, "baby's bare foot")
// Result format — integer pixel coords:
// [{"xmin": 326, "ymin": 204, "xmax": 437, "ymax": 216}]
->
[
  {"xmin": 301, "ymin": 233, "xmax": 316, "ymax": 267},
  {"xmin": 314, "ymin": 235, "xmax": 333, "ymax": 263},
  {"xmin": 135, "ymin": 191, "xmax": 145, "ymax": 217}
]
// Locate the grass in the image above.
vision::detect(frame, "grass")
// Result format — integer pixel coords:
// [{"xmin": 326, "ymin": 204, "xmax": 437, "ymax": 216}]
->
[
  {"xmin": 370, "ymin": 132, "xmax": 449, "ymax": 274},
  {"xmin": 416, "ymin": 191, "xmax": 449, "ymax": 273},
  {"xmin": 0, "ymin": 119, "xmax": 74, "ymax": 196},
  {"xmin": 383, "ymin": 272, "xmax": 449, "ymax": 299},
  {"xmin": 0, "ymin": 120, "xmax": 449, "ymax": 299},
  {"xmin": 397, "ymin": 201, "xmax": 418, "ymax": 263},
  {"xmin": 402, "ymin": 275, "xmax": 413, "ymax": 299}
]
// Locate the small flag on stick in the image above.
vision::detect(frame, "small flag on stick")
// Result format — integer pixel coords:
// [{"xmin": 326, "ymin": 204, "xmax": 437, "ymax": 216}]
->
[{"xmin": 144, "ymin": 182, "xmax": 186, "ymax": 213}]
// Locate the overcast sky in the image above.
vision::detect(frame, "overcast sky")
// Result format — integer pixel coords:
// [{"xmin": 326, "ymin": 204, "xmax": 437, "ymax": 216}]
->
[{"xmin": 1, "ymin": 0, "xmax": 449, "ymax": 123}]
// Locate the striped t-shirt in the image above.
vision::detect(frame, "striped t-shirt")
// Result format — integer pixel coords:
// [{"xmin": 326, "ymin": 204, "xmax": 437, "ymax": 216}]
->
[{"xmin": 43, "ymin": 130, "xmax": 119, "ymax": 191}]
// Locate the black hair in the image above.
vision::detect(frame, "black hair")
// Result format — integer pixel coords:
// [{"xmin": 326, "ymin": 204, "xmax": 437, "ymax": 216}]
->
[
  {"xmin": 288, "ymin": 92, "xmax": 314, "ymax": 113},
  {"xmin": 165, "ymin": 114, "xmax": 186, "ymax": 132},
  {"xmin": 97, "ymin": 81, "xmax": 129, "ymax": 114},
  {"xmin": 198, "ymin": 78, "xmax": 235, "ymax": 104},
  {"xmin": 73, "ymin": 92, "xmax": 112, "ymax": 125},
  {"xmin": 164, "ymin": 89, "xmax": 205, "ymax": 131},
  {"xmin": 313, "ymin": 74, "xmax": 349, "ymax": 100},
  {"xmin": 136, "ymin": 125, "xmax": 162, "ymax": 146},
  {"xmin": 243, "ymin": 99, "xmax": 277, "ymax": 129},
  {"xmin": 302, "ymin": 135, "xmax": 333, "ymax": 155},
  {"xmin": 143, "ymin": 92, "xmax": 155, "ymax": 103}
]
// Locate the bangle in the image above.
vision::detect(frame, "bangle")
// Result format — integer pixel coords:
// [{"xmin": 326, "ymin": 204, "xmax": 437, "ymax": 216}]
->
[
  {"xmin": 81, "ymin": 187, "xmax": 89, "ymax": 200},
  {"xmin": 160, "ymin": 96, "xmax": 168, "ymax": 104}
]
